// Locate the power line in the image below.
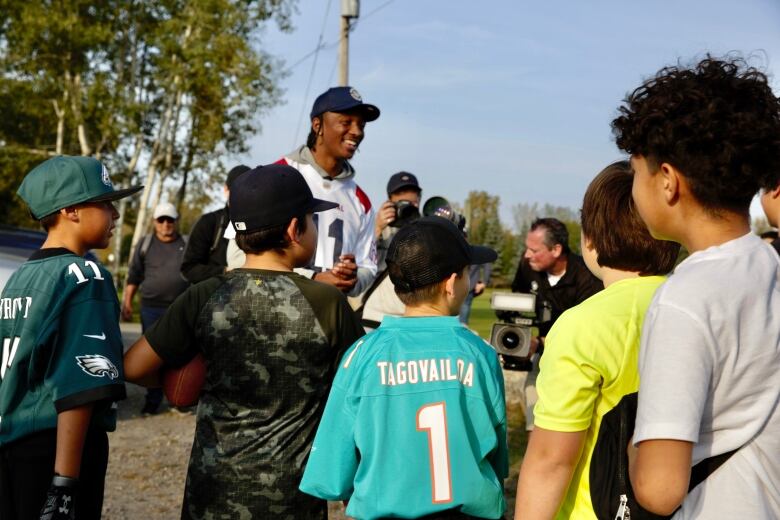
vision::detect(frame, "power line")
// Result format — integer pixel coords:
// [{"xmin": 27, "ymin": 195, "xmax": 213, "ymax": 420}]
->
[
  {"xmin": 288, "ymin": 0, "xmax": 398, "ymax": 146},
  {"xmin": 292, "ymin": 0, "xmax": 334, "ymax": 148},
  {"xmin": 284, "ymin": 0, "xmax": 397, "ymax": 74}
]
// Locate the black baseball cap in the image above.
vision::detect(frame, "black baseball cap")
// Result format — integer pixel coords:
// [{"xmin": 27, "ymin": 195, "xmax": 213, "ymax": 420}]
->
[
  {"xmin": 310, "ymin": 86, "xmax": 380, "ymax": 122},
  {"xmin": 387, "ymin": 216, "xmax": 497, "ymax": 291},
  {"xmin": 229, "ymin": 164, "xmax": 338, "ymax": 232},
  {"xmin": 387, "ymin": 171, "xmax": 421, "ymax": 196},
  {"xmin": 226, "ymin": 164, "xmax": 251, "ymax": 189}
]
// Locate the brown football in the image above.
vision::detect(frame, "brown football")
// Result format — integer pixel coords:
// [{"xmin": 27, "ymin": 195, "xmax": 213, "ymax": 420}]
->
[{"xmin": 162, "ymin": 353, "xmax": 206, "ymax": 407}]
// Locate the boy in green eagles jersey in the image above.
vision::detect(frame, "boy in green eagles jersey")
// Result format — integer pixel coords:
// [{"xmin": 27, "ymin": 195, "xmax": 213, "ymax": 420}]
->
[
  {"xmin": 123, "ymin": 164, "xmax": 364, "ymax": 519},
  {"xmin": 300, "ymin": 216, "xmax": 508, "ymax": 520},
  {"xmin": 514, "ymin": 161, "xmax": 679, "ymax": 519},
  {"xmin": 0, "ymin": 156, "xmax": 142, "ymax": 520}
]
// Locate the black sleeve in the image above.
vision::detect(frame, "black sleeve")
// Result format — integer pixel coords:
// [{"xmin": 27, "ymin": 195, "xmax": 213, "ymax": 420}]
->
[
  {"xmin": 126, "ymin": 240, "xmax": 145, "ymax": 286},
  {"xmin": 180, "ymin": 210, "xmax": 226, "ymax": 284},
  {"xmin": 145, "ymin": 277, "xmax": 222, "ymax": 366},
  {"xmin": 511, "ymin": 259, "xmax": 532, "ymax": 293},
  {"xmin": 297, "ymin": 278, "xmax": 365, "ymax": 361}
]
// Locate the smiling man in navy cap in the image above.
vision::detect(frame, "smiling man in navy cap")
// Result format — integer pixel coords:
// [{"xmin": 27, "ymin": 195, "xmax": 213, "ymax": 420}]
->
[{"xmin": 278, "ymin": 86, "xmax": 380, "ymax": 296}]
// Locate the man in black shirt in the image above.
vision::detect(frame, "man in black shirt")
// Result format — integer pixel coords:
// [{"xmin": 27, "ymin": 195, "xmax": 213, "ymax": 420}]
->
[
  {"xmin": 180, "ymin": 165, "xmax": 250, "ymax": 283},
  {"xmin": 509, "ymin": 218, "xmax": 603, "ymax": 430}
]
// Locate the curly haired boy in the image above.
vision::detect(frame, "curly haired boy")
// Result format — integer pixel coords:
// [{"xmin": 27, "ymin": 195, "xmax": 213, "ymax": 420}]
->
[{"xmin": 613, "ymin": 56, "xmax": 780, "ymax": 518}]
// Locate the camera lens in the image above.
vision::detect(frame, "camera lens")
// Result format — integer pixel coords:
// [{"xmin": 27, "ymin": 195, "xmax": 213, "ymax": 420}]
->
[{"xmin": 500, "ymin": 330, "xmax": 520, "ymax": 350}]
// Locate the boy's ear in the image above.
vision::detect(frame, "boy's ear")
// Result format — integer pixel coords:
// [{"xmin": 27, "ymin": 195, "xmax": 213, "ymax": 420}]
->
[
  {"xmin": 582, "ymin": 234, "xmax": 595, "ymax": 252},
  {"xmin": 62, "ymin": 206, "xmax": 79, "ymax": 223},
  {"xmin": 659, "ymin": 162, "xmax": 682, "ymax": 205},
  {"xmin": 770, "ymin": 184, "xmax": 780, "ymax": 200},
  {"xmin": 286, "ymin": 217, "xmax": 300, "ymax": 243},
  {"xmin": 444, "ymin": 272, "xmax": 458, "ymax": 297}
]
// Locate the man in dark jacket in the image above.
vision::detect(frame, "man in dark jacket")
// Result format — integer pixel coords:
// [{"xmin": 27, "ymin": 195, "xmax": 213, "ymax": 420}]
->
[
  {"xmin": 181, "ymin": 165, "xmax": 250, "ymax": 283},
  {"xmin": 509, "ymin": 218, "xmax": 603, "ymax": 430}
]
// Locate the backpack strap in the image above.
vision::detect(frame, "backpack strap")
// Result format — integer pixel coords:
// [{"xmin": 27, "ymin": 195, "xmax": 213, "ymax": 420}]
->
[
  {"xmin": 688, "ymin": 449, "xmax": 738, "ymax": 491},
  {"xmin": 210, "ymin": 210, "xmax": 227, "ymax": 254},
  {"xmin": 138, "ymin": 233, "xmax": 154, "ymax": 262}
]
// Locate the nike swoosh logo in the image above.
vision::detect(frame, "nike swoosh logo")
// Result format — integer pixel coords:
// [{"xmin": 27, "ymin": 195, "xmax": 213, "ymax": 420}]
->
[{"xmin": 83, "ymin": 333, "xmax": 106, "ymax": 340}]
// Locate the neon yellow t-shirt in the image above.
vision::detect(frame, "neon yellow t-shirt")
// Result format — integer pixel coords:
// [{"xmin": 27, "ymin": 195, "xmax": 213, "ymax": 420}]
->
[{"xmin": 534, "ymin": 275, "xmax": 666, "ymax": 520}]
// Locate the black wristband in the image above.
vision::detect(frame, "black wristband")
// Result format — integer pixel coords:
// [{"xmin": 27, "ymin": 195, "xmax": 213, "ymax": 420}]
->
[{"xmin": 51, "ymin": 475, "xmax": 79, "ymax": 488}]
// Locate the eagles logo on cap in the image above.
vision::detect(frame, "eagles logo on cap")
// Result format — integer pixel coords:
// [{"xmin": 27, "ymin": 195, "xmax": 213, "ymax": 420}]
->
[
  {"xmin": 101, "ymin": 164, "xmax": 112, "ymax": 187},
  {"xmin": 349, "ymin": 88, "xmax": 362, "ymax": 101}
]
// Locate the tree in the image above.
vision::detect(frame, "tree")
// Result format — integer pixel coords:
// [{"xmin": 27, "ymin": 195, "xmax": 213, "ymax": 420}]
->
[
  {"xmin": 0, "ymin": 0, "xmax": 296, "ymax": 279},
  {"xmin": 464, "ymin": 191, "xmax": 520, "ymax": 285}
]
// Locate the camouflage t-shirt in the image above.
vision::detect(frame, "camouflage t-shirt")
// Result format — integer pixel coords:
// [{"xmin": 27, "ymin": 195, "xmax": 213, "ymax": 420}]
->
[{"xmin": 145, "ymin": 269, "xmax": 364, "ymax": 520}]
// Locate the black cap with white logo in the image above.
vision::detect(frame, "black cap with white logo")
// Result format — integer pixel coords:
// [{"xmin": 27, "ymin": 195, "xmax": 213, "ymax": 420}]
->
[
  {"xmin": 229, "ymin": 164, "xmax": 338, "ymax": 233},
  {"xmin": 386, "ymin": 216, "xmax": 497, "ymax": 291}
]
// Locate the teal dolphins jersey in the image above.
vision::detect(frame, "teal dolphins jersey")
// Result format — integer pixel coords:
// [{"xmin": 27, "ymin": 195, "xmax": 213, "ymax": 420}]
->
[
  {"xmin": 0, "ymin": 249, "xmax": 126, "ymax": 444},
  {"xmin": 300, "ymin": 315, "xmax": 508, "ymax": 520}
]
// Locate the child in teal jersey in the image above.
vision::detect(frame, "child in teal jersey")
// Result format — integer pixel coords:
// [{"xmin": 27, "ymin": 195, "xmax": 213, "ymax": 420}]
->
[{"xmin": 300, "ymin": 216, "xmax": 508, "ymax": 520}]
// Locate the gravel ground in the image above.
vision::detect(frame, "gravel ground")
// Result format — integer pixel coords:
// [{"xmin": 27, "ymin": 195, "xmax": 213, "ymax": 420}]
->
[{"xmin": 105, "ymin": 324, "xmax": 524, "ymax": 519}]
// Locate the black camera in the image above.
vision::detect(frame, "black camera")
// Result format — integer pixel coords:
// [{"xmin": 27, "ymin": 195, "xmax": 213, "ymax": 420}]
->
[
  {"xmin": 389, "ymin": 200, "xmax": 421, "ymax": 228},
  {"xmin": 489, "ymin": 292, "xmax": 537, "ymax": 371},
  {"xmin": 422, "ymin": 196, "xmax": 466, "ymax": 231}
]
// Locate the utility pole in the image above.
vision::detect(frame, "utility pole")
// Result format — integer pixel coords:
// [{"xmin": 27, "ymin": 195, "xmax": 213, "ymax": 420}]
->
[{"xmin": 339, "ymin": 0, "xmax": 360, "ymax": 86}]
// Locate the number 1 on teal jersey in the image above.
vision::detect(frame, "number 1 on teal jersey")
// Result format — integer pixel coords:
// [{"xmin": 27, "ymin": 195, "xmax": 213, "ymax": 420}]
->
[{"xmin": 417, "ymin": 402, "xmax": 452, "ymax": 504}]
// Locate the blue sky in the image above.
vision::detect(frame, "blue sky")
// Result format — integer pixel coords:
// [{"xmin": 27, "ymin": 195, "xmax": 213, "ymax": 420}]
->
[{"xmin": 243, "ymin": 0, "xmax": 780, "ymax": 228}]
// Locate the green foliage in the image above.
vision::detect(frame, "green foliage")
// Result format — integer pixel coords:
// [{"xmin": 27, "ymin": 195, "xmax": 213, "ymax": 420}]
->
[{"xmin": 0, "ymin": 0, "xmax": 295, "ymax": 229}]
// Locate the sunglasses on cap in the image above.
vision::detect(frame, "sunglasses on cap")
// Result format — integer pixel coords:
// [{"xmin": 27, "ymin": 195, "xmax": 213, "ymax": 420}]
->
[{"xmin": 155, "ymin": 216, "xmax": 175, "ymax": 224}]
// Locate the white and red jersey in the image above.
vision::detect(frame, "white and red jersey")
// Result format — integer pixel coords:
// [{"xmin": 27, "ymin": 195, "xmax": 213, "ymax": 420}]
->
[{"xmin": 279, "ymin": 147, "xmax": 377, "ymax": 295}]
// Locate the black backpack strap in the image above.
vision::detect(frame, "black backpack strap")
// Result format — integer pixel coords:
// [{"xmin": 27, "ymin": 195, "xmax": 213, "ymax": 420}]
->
[
  {"xmin": 210, "ymin": 210, "xmax": 227, "ymax": 254},
  {"xmin": 355, "ymin": 269, "xmax": 391, "ymax": 319},
  {"xmin": 688, "ymin": 448, "xmax": 738, "ymax": 491}
]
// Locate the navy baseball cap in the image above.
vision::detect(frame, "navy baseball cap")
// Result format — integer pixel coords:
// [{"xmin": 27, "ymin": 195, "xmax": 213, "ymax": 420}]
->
[
  {"xmin": 387, "ymin": 216, "xmax": 497, "ymax": 291},
  {"xmin": 387, "ymin": 171, "xmax": 421, "ymax": 196},
  {"xmin": 229, "ymin": 164, "xmax": 338, "ymax": 232},
  {"xmin": 310, "ymin": 86, "xmax": 380, "ymax": 122}
]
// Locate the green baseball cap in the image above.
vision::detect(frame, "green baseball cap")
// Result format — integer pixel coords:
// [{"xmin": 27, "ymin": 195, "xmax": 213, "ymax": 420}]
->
[{"xmin": 17, "ymin": 155, "xmax": 143, "ymax": 219}]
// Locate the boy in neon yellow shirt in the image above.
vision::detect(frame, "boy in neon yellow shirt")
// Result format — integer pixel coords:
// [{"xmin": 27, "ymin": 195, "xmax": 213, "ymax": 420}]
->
[{"xmin": 515, "ymin": 161, "xmax": 679, "ymax": 519}]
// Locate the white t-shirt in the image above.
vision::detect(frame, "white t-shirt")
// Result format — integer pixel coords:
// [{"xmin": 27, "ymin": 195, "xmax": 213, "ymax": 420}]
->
[{"xmin": 635, "ymin": 233, "xmax": 780, "ymax": 519}]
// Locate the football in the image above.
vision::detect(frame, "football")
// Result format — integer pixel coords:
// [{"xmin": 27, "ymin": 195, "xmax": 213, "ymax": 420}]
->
[{"xmin": 162, "ymin": 353, "xmax": 206, "ymax": 407}]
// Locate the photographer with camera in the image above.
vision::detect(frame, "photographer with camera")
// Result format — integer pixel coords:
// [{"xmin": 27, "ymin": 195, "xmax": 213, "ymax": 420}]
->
[
  {"xmin": 506, "ymin": 218, "xmax": 603, "ymax": 431},
  {"xmin": 375, "ymin": 171, "xmax": 422, "ymax": 270}
]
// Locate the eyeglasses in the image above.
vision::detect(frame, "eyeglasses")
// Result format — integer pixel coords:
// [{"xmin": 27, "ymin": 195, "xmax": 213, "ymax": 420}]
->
[{"xmin": 155, "ymin": 216, "xmax": 175, "ymax": 224}]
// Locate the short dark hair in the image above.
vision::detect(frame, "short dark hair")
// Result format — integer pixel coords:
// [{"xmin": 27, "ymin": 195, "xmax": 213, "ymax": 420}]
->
[
  {"xmin": 530, "ymin": 218, "xmax": 570, "ymax": 254},
  {"xmin": 612, "ymin": 56, "xmax": 780, "ymax": 214},
  {"xmin": 234, "ymin": 214, "xmax": 308, "ymax": 254},
  {"xmin": 760, "ymin": 230, "xmax": 779, "ymax": 241},
  {"xmin": 389, "ymin": 263, "xmax": 464, "ymax": 306},
  {"xmin": 39, "ymin": 212, "xmax": 60, "ymax": 231},
  {"xmin": 581, "ymin": 161, "xmax": 679, "ymax": 275}
]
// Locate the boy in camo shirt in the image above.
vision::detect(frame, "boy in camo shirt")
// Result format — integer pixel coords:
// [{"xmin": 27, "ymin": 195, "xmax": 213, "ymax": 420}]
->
[{"xmin": 124, "ymin": 164, "xmax": 364, "ymax": 519}]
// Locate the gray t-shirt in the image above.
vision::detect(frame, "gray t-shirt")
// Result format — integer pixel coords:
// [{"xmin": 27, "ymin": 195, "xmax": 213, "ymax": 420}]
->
[{"xmin": 127, "ymin": 235, "xmax": 189, "ymax": 307}]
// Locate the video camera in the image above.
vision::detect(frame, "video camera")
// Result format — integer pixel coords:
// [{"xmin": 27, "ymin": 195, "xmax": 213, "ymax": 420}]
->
[{"xmin": 489, "ymin": 292, "xmax": 537, "ymax": 371}]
